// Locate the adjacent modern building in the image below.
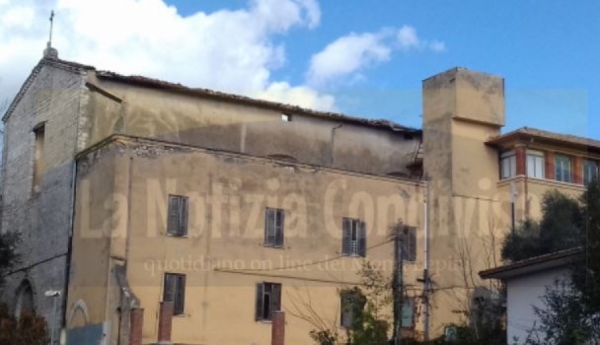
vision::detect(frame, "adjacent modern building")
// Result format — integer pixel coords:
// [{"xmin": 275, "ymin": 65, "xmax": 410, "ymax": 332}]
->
[
  {"xmin": 479, "ymin": 248, "xmax": 583, "ymax": 344},
  {"xmin": 1, "ymin": 47, "xmax": 599, "ymax": 344}
]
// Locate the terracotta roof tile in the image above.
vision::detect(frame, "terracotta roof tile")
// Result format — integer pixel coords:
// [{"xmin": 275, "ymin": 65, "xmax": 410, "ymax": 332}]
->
[
  {"xmin": 4, "ymin": 56, "xmax": 419, "ymax": 135},
  {"xmin": 479, "ymin": 247, "xmax": 583, "ymax": 280},
  {"xmin": 95, "ymin": 70, "xmax": 418, "ymax": 133},
  {"xmin": 487, "ymin": 126, "xmax": 600, "ymax": 151}
]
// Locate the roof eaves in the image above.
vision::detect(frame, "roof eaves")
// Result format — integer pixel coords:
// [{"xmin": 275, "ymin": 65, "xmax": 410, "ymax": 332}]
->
[
  {"xmin": 486, "ymin": 127, "xmax": 600, "ymax": 151},
  {"xmin": 479, "ymin": 247, "xmax": 583, "ymax": 280}
]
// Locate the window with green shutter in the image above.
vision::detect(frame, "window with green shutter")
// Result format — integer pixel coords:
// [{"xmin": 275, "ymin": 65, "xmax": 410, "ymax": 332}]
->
[
  {"xmin": 402, "ymin": 298, "xmax": 415, "ymax": 328},
  {"xmin": 264, "ymin": 208, "xmax": 285, "ymax": 247},
  {"xmin": 167, "ymin": 195, "xmax": 188, "ymax": 237},
  {"xmin": 340, "ymin": 288, "xmax": 366, "ymax": 328},
  {"xmin": 163, "ymin": 273, "xmax": 186, "ymax": 315},
  {"xmin": 402, "ymin": 226, "xmax": 417, "ymax": 262},
  {"xmin": 255, "ymin": 282, "xmax": 282, "ymax": 321},
  {"xmin": 342, "ymin": 218, "xmax": 366, "ymax": 257}
]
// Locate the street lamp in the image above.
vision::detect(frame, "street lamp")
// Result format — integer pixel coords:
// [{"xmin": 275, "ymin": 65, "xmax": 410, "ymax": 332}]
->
[{"xmin": 45, "ymin": 290, "xmax": 61, "ymax": 345}]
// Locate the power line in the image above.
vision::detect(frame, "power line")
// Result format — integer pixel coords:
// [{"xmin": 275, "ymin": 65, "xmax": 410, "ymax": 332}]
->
[{"xmin": 235, "ymin": 237, "xmax": 395, "ymax": 272}]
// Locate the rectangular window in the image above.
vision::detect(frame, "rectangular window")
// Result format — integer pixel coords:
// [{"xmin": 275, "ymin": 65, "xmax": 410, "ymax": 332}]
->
[
  {"xmin": 402, "ymin": 299, "xmax": 415, "ymax": 328},
  {"xmin": 500, "ymin": 151, "xmax": 516, "ymax": 179},
  {"xmin": 584, "ymin": 159, "xmax": 599, "ymax": 186},
  {"xmin": 163, "ymin": 273, "xmax": 186, "ymax": 315},
  {"xmin": 402, "ymin": 226, "xmax": 417, "ymax": 262},
  {"xmin": 255, "ymin": 282, "xmax": 282, "ymax": 321},
  {"xmin": 340, "ymin": 290, "xmax": 364, "ymax": 328},
  {"xmin": 281, "ymin": 114, "xmax": 291, "ymax": 122},
  {"xmin": 526, "ymin": 150, "xmax": 545, "ymax": 179},
  {"xmin": 264, "ymin": 208, "xmax": 284, "ymax": 247},
  {"xmin": 342, "ymin": 218, "xmax": 366, "ymax": 257},
  {"xmin": 32, "ymin": 124, "xmax": 45, "ymax": 193},
  {"xmin": 555, "ymin": 155, "xmax": 572, "ymax": 183},
  {"xmin": 167, "ymin": 195, "xmax": 189, "ymax": 236}
]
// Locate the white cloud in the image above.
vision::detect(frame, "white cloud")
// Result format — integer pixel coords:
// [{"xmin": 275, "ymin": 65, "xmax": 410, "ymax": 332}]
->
[
  {"xmin": 0, "ymin": 0, "xmax": 335, "ymax": 111},
  {"xmin": 258, "ymin": 82, "xmax": 336, "ymax": 111},
  {"xmin": 398, "ymin": 25, "xmax": 420, "ymax": 50},
  {"xmin": 307, "ymin": 25, "xmax": 446, "ymax": 86},
  {"xmin": 307, "ymin": 31, "xmax": 392, "ymax": 86},
  {"xmin": 429, "ymin": 40, "xmax": 446, "ymax": 53},
  {"xmin": 397, "ymin": 25, "xmax": 446, "ymax": 53}
]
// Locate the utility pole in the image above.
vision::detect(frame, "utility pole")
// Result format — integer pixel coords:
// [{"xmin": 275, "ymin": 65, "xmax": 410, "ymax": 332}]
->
[
  {"xmin": 423, "ymin": 179, "xmax": 431, "ymax": 343},
  {"xmin": 392, "ymin": 222, "xmax": 404, "ymax": 345}
]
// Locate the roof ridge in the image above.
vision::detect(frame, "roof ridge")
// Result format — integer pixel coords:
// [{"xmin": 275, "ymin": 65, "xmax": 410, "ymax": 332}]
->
[
  {"xmin": 4, "ymin": 57, "xmax": 418, "ymax": 134},
  {"xmin": 94, "ymin": 70, "xmax": 419, "ymax": 133},
  {"xmin": 2, "ymin": 57, "xmax": 93, "ymax": 122}
]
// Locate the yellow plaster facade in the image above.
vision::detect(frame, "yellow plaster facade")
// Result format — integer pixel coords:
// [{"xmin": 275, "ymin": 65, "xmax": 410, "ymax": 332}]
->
[{"xmin": 61, "ymin": 65, "xmax": 599, "ymax": 344}]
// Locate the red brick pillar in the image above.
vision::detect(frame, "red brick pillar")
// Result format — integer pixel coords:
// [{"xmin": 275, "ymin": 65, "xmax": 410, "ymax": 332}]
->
[
  {"xmin": 574, "ymin": 156, "xmax": 583, "ymax": 184},
  {"xmin": 271, "ymin": 311, "xmax": 285, "ymax": 345},
  {"xmin": 157, "ymin": 302, "xmax": 174, "ymax": 345},
  {"xmin": 515, "ymin": 146, "xmax": 526, "ymax": 176},
  {"xmin": 129, "ymin": 308, "xmax": 144, "ymax": 345},
  {"xmin": 545, "ymin": 152, "xmax": 555, "ymax": 180}
]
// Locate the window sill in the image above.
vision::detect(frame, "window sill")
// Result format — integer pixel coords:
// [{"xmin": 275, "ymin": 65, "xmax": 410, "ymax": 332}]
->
[
  {"xmin": 263, "ymin": 244, "xmax": 285, "ymax": 249},
  {"xmin": 166, "ymin": 233, "xmax": 188, "ymax": 239},
  {"xmin": 341, "ymin": 253, "xmax": 366, "ymax": 258}
]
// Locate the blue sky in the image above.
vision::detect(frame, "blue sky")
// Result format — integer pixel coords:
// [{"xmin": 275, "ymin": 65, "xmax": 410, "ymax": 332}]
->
[
  {"xmin": 169, "ymin": 0, "xmax": 599, "ymax": 139},
  {"xmin": 1, "ymin": 0, "xmax": 597, "ymax": 139}
]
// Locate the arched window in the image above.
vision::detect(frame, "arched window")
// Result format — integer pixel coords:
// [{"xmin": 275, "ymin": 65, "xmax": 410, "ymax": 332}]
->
[{"xmin": 15, "ymin": 280, "xmax": 35, "ymax": 318}]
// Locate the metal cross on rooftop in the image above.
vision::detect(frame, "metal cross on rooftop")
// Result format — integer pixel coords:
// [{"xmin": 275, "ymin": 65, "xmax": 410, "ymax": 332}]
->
[{"xmin": 48, "ymin": 10, "xmax": 55, "ymax": 48}]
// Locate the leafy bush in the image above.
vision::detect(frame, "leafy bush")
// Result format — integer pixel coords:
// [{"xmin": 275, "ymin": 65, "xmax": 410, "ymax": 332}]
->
[{"xmin": 0, "ymin": 303, "xmax": 49, "ymax": 345}]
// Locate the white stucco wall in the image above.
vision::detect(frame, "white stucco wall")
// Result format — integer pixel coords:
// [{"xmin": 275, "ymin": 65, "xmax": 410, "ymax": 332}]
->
[{"xmin": 506, "ymin": 268, "xmax": 570, "ymax": 344}]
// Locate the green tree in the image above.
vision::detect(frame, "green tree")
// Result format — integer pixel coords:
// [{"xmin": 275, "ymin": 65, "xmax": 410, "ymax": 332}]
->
[
  {"xmin": 525, "ymin": 280, "xmax": 600, "ymax": 345},
  {"xmin": 0, "ymin": 232, "xmax": 49, "ymax": 345},
  {"xmin": 572, "ymin": 178, "xmax": 600, "ymax": 313},
  {"xmin": 501, "ymin": 190, "xmax": 582, "ymax": 263},
  {"xmin": 308, "ymin": 261, "xmax": 392, "ymax": 345},
  {"xmin": 0, "ymin": 303, "xmax": 50, "ymax": 345},
  {"xmin": 516, "ymin": 180, "xmax": 600, "ymax": 344}
]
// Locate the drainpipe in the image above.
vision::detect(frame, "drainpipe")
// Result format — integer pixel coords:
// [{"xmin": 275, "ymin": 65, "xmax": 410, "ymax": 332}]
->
[
  {"xmin": 330, "ymin": 123, "xmax": 343, "ymax": 166},
  {"xmin": 423, "ymin": 178, "xmax": 431, "ymax": 342},
  {"xmin": 61, "ymin": 124, "xmax": 80, "ymax": 340}
]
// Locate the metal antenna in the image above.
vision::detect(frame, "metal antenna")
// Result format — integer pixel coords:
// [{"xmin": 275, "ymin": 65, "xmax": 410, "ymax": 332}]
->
[{"xmin": 48, "ymin": 10, "xmax": 55, "ymax": 48}]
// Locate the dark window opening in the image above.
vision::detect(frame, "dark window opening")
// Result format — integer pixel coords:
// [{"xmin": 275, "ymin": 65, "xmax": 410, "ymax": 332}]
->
[
  {"xmin": 167, "ymin": 195, "xmax": 189, "ymax": 237},
  {"xmin": 342, "ymin": 218, "xmax": 366, "ymax": 257},
  {"xmin": 402, "ymin": 226, "xmax": 417, "ymax": 262},
  {"xmin": 32, "ymin": 124, "xmax": 45, "ymax": 193},
  {"xmin": 255, "ymin": 282, "xmax": 282, "ymax": 321},
  {"xmin": 584, "ymin": 159, "xmax": 599, "ymax": 186},
  {"xmin": 555, "ymin": 155, "xmax": 572, "ymax": 183},
  {"xmin": 265, "ymin": 208, "xmax": 284, "ymax": 247},
  {"xmin": 402, "ymin": 298, "xmax": 415, "ymax": 328},
  {"xmin": 340, "ymin": 289, "xmax": 366, "ymax": 328},
  {"xmin": 163, "ymin": 273, "xmax": 186, "ymax": 315}
]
